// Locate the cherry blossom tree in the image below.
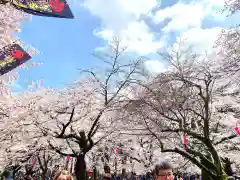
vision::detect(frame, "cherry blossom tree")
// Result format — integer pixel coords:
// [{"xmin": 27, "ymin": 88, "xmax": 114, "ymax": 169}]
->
[
  {"xmin": 223, "ymin": 0, "xmax": 240, "ymax": 15},
  {"xmin": 214, "ymin": 0, "xmax": 240, "ymax": 75},
  {"xmin": 0, "ymin": 2, "xmax": 42, "ymax": 170},
  {"xmin": 15, "ymin": 38, "xmax": 144, "ymax": 180},
  {"xmin": 214, "ymin": 0, "xmax": 240, "ymax": 174},
  {"xmin": 0, "ymin": 87, "xmax": 55, "ymax": 173},
  {"xmin": 122, "ymin": 41, "xmax": 240, "ymax": 180},
  {"xmin": 214, "ymin": 28, "xmax": 240, "ymax": 75},
  {"xmin": 32, "ymin": 149, "xmax": 60, "ymax": 180}
]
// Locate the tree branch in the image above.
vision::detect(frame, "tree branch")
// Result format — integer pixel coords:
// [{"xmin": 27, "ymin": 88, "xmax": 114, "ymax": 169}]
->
[
  {"xmin": 55, "ymin": 107, "xmax": 75, "ymax": 138},
  {"xmin": 48, "ymin": 141, "xmax": 75, "ymax": 158},
  {"xmin": 163, "ymin": 148, "xmax": 217, "ymax": 179},
  {"xmin": 162, "ymin": 128, "xmax": 205, "ymax": 143},
  {"xmin": 87, "ymin": 109, "xmax": 104, "ymax": 138},
  {"xmin": 214, "ymin": 134, "xmax": 237, "ymax": 145}
]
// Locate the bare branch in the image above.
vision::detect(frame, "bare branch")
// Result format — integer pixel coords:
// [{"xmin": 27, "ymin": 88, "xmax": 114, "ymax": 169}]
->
[
  {"xmin": 48, "ymin": 141, "xmax": 75, "ymax": 157},
  {"xmin": 214, "ymin": 134, "xmax": 237, "ymax": 145},
  {"xmin": 56, "ymin": 107, "xmax": 75, "ymax": 138}
]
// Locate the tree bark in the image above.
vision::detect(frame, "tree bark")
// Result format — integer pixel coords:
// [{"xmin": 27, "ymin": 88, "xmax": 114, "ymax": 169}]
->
[
  {"xmin": 41, "ymin": 170, "xmax": 47, "ymax": 180},
  {"xmin": 75, "ymin": 154, "xmax": 86, "ymax": 180},
  {"xmin": 201, "ymin": 157, "xmax": 228, "ymax": 180}
]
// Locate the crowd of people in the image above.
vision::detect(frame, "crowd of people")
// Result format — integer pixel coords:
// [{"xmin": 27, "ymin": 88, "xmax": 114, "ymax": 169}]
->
[
  {"xmin": 51, "ymin": 160, "xmax": 201, "ymax": 180},
  {"xmin": 99, "ymin": 161, "xmax": 200, "ymax": 180},
  {"xmin": 3, "ymin": 159, "xmax": 239, "ymax": 180}
]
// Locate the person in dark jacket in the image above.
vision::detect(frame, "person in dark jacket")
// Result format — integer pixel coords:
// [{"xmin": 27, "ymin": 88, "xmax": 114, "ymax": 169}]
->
[
  {"xmin": 146, "ymin": 172, "xmax": 151, "ymax": 180},
  {"xmin": 102, "ymin": 165, "xmax": 112, "ymax": 180},
  {"xmin": 121, "ymin": 169, "xmax": 128, "ymax": 180}
]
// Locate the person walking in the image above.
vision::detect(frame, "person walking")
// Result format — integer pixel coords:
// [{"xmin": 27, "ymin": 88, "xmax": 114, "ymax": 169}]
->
[
  {"xmin": 146, "ymin": 172, "xmax": 151, "ymax": 180},
  {"xmin": 121, "ymin": 169, "xmax": 128, "ymax": 180},
  {"xmin": 102, "ymin": 165, "xmax": 112, "ymax": 180}
]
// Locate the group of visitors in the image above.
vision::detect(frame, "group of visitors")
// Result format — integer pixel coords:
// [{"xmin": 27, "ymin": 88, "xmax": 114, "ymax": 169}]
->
[
  {"xmin": 101, "ymin": 161, "xmax": 201, "ymax": 180},
  {"xmin": 51, "ymin": 160, "xmax": 201, "ymax": 180},
  {"xmin": 2, "ymin": 159, "xmax": 211, "ymax": 180}
]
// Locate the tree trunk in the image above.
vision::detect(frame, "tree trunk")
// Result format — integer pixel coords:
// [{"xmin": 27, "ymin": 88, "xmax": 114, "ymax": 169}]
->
[
  {"xmin": 201, "ymin": 157, "xmax": 228, "ymax": 180},
  {"xmin": 201, "ymin": 168, "xmax": 214, "ymax": 180},
  {"xmin": 41, "ymin": 170, "xmax": 47, "ymax": 180},
  {"xmin": 75, "ymin": 154, "xmax": 86, "ymax": 180},
  {"xmin": 201, "ymin": 155, "xmax": 215, "ymax": 180},
  {"xmin": 201, "ymin": 170, "xmax": 227, "ymax": 180}
]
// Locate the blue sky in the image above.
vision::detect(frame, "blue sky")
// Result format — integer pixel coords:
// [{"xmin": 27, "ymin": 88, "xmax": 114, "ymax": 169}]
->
[
  {"xmin": 16, "ymin": 1, "xmax": 102, "ymax": 90},
  {"xmin": 9, "ymin": 0, "xmax": 238, "ymax": 92}
]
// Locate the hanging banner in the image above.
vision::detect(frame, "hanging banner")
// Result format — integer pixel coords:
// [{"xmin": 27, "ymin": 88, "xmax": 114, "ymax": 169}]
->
[
  {"xmin": 66, "ymin": 155, "xmax": 70, "ymax": 161},
  {"xmin": 113, "ymin": 147, "xmax": 118, "ymax": 155},
  {"xmin": 0, "ymin": 44, "xmax": 31, "ymax": 76},
  {"xmin": 232, "ymin": 127, "xmax": 240, "ymax": 136},
  {"xmin": 12, "ymin": 0, "xmax": 74, "ymax": 19},
  {"xmin": 180, "ymin": 135, "xmax": 187, "ymax": 145},
  {"xmin": 180, "ymin": 135, "xmax": 187, "ymax": 150},
  {"xmin": 65, "ymin": 155, "xmax": 70, "ymax": 170},
  {"xmin": 32, "ymin": 159, "xmax": 37, "ymax": 167}
]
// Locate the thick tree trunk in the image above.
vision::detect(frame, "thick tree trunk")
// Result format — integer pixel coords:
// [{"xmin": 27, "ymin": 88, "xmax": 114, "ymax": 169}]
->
[
  {"xmin": 201, "ymin": 169, "xmax": 214, "ymax": 180},
  {"xmin": 201, "ymin": 155, "xmax": 215, "ymax": 180},
  {"xmin": 201, "ymin": 170, "xmax": 227, "ymax": 180},
  {"xmin": 41, "ymin": 170, "xmax": 47, "ymax": 180},
  {"xmin": 75, "ymin": 154, "xmax": 86, "ymax": 180},
  {"xmin": 201, "ymin": 158, "xmax": 227, "ymax": 180}
]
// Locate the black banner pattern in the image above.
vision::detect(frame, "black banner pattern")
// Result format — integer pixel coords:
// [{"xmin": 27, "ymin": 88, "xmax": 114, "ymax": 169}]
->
[
  {"xmin": 12, "ymin": 0, "xmax": 74, "ymax": 19},
  {"xmin": 0, "ymin": 44, "xmax": 32, "ymax": 76}
]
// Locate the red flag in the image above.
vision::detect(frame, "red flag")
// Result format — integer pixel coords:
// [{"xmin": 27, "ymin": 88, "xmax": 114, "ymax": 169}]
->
[
  {"xmin": 114, "ymin": 148, "xmax": 118, "ymax": 154},
  {"xmin": 232, "ymin": 127, "xmax": 240, "ymax": 136},
  {"xmin": 32, "ymin": 159, "xmax": 37, "ymax": 167},
  {"xmin": 66, "ymin": 155, "xmax": 70, "ymax": 161},
  {"xmin": 181, "ymin": 135, "xmax": 187, "ymax": 145}
]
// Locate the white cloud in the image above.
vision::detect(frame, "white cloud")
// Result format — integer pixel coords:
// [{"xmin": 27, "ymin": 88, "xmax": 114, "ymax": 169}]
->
[
  {"xmin": 177, "ymin": 27, "xmax": 223, "ymax": 53},
  {"xmin": 83, "ymin": 0, "xmax": 161, "ymax": 55},
  {"xmin": 118, "ymin": 0, "xmax": 159, "ymax": 19},
  {"xmin": 83, "ymin": 0, "xmax": 158, "ymax": 31},
  {"xmin": 153, "ymin": 2, "xmax": 205, "ymax": 32},
  {"xmin": 94, "ymin": 21, "xmax": 163, "ymax": 55},
  {"xmin": 120, "ymin": 21, "xmax": 163, "ymax": 55},
  {"xmin": 202, "ymin": 0, "xmax": 228, "ymax": 21},
  {"xmin": 144, "ymin": 60, "xmax": 167, "ymax": 74},
  {"xmin": 202, "ymin": 0, "xmax": 225, "ymax": 7},
  {"xmin": 150, "ymin": 0, "xmax": 228, "ymax": 56},
  {"xmin": 82, "ymin": 0, "xmax": 133, "ymax": 32},
  {"xmin": 83, "ymin": 0, "xmax": 230, "ymax": 61},
  {"xmin": 93, "ymin": 29, "xmax": 114, "ymax": 40},
  {"xmin": 153, "ymin": 0, "xmax": 226, "ymax": 33}
]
